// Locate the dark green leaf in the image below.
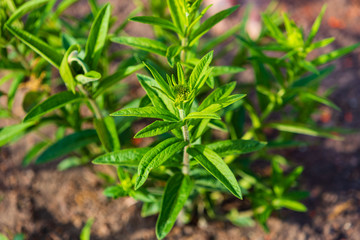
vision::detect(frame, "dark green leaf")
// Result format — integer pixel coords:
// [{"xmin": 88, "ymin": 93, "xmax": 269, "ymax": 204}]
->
[
  {"xmin": 301, "ymin": 92, "xmax": 340, "ymax": 111},
  {"xmin": 207, "ymin": 139, "xmax": 266, "ymax": 157},
  {"xmin": 130, "ymin": 16, "xmax": 179, "ymax": 33},
  {"xmin": 143, "ymin": 62, "xmax": 174, "ymax": 97},
  {"xmin": 94, "ymin": 116, "xmax": 120, "ymax": 152},
  {"xmin": 22, "ymin": 141, "xmax": 48, "ymax": 166},
  {"xmin": 111, "ymin": 107, "xmax": 178, "ymax": 121},
  {"xmin": 156, "ymin": 173, "xmax": 193, "ymax": 239},
  {"xmin": 36, "ymin": 129, "xmax": 99, "ymax": 164},
  {"xmin": 111, "ymin": 36, "xmax": 167, "ymax": 56},
  {"xmin": 24, "ymin": 91, "xmax": 83, "ymax": 122},
  {"xmin": 211, "ymin": 66, "xmax": 245, "ymax": 77}
]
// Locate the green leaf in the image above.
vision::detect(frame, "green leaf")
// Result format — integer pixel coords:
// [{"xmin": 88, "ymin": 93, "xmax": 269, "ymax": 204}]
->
[
  {"xmin": 22, "ymin": 141, "xmax": 48, "ymax": 166},
  {"xmin": 7, "ymin": 73, "xmax": 25, "ymax": 110},
  {"xmin": 305, "ymin": 5, "xmax": 327, "ymax": 46},
  {"xmin": 94, "ymin": 116, "xmax": 120, "ymax": 152},
  {"xmin": 22, "ymin": 91, "xmax": 46, "ymax": 113},
  {"xmin": 189, "ymin": 5, "xmax": 239, "ymax": 46},
  {"xmin": 57, "ymin": 156, "xmax": 83, "ymax": 171},
  {"xmin": 80, "ymin": 218, "xmax": 95, "ymax": 240},
  {"xmin": 94, "ymin": 64, "xmax": 143, "ymax": 97},
  {"xmin": 130, "ymin": 16, "xmax": 179, "ymax": 33},
  {"xmin": 0, "ymin": 234, "xmax": 8, "ymax": 240},
  {"xmin": 137, "ymin": 74, "xmax": 169, "ymax": 110},
  {"xmin": 24, "ymin": 91, "xmax": 83, "ymax": 122},
  {"xmin": 207, "ymin": 139, "xmax": 266, "ymax": 157},
  {"xmin": 200, "ymin": 94, "xmax": 246, "ymax": 113},
  {"xmin": 92, "ymin": 148, "xmax": 150, "ymax": 166},
  {"xmin": 189, "ymin": 51, "xmax": 213, "ymax": 90},
  {"xmin": 5, "ymin": 25, "xmax": 62, "ymax": 68},
  {"xmin": 36, "ymin": 129, "xmax": 99, "ymax": 164},
  {"xmin": 156, "ymin": 173, "xmax": 193, "ymax": 239},
  {"xmin": 0, "ymin": 121, "xmax": 35, "ymax": 147},
  {"xmin": 291, "ymin": 65, "xmax": 334, "ymax": 88},
  {"xmin": 311, "ymin": 43, "xmax": 360, "ymax": 66},
  {"xmin": 166, "ymin": 44, "xmax": 182, "ymax": 67},
  {"xmin": 111, "ymin": 107, "xmax": 178, "ymax": 121},
  {"xmin": 6, "ymin": 0, "xmax": 49, "ymax": 25},
  {"xmin": 199, "ymin": 82, "xmax": 236, "ymax": 111},
  {"xmin": 166, "ymin": 0, "xmax": 186, "ymax": 35},
  {"xmin": 272, "ymin": 199, "xmax": 307, "ymax": 212},
  {"xmin": 111, "ymin": 36, "xmax": 167, "ymax": 56},
  {"xmin": 308, "ymin": 37, "xmax": 334, "ymax": 50},
  {"xmin": 184, "ymin": 112, "xmax": 220, "ymax": 120},
  {"xmin": 142, "ymin": 201, "xmax": 160, "ymax": 217},
  {"xmin": 76, "ymin": 70, "xmax": 101, "ymax": 84},
  {"xmin": 84, "ymin": 3, "xmax": 111, "ymax": 69},
  {"xmin": 301, "ymin": 92, "xmax": 340, "ymax": 111},
  {"xmin": 59, "ymin": 44, "xmax": 79, "ymax": 93},
  {"xmin": 135, "ymin": 120, "xmax": 184, "ymax": 138},
  {"xmin": 211, "ymin": 66, "xmax": 245, "ymax": 77},
  {"xmin": 143, "ymin": 62, "xmax": 174, "ymax": 98},
  {"xmin": 268, "ymin": 122, "xmax": 342, "ymax": 140},
  {"xmin": 188, "ymin": 145, "xmax": 242, "ymax": 199},
  {"xmin": 135, "ymin": 138, "xmax": 187, "ymax": 189},
  {"xmin": 103, "ymin": 186, "xmax": 128, "ymax": 199}
]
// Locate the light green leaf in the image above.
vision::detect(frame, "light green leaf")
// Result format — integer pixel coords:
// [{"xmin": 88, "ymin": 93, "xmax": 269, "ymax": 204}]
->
[
  {"xmin": 189, "ymin": 51, "xmax": 213, "ymax": 90},
  {"xmin": 188, "ymin": 145, "xmax": 242, "ymax": 199},
  {"xmin": 92, "ymin": 148, "xmax": 150, "ymax": 166},
  {"xmin": 0, "ymin": 234, "xmax": 9, "ymax": 240},
  {"xmin": 268, "ymin": 122, "xmax": 342, "ymax": 140},
  {"xmin": 137, "ymin": 74, "xmax": 169, "ymax": 110},
  {"xmin": 198, "ymin": 82, "xmax": 237, "ymax": 111},
  {"xmin": 166, "ymin": 0, "xmax": 186, "ymax": 35},
  {"xmin": 189, "ymin": 5, "xmax": 239, "ymax": 45},
  {"xmin": 94, "ymin": 64, "xmax": 143, "ymax": 97},
  {"xmin": 111, "ymin": 107, "xmax": 178, "ymax": 121},
  {"xmin": 84, "ymin": 3, "xmax": 111, "ymax": 69},
  {"xmin": 184, "ymin": 112, "xmax": 220, "ymax": 120},
  {"xmin": 130, "ymin": 16, "xmax": 179, "ymax": 33},
  {"xmin": 6, "ymin": 0, "xmax": 49, "ymax": 25},
  {"xmin": 111, "ymin": 36, "xmax": 167, "ymax": 56},
  {"xmin": 22, "ymin": 141, "xmax": 48, "ymax": 166},
  {"xmin": 76, "ymin": 70, "xmax": 101, "ymax": 84},
  {"xmin": 200, "ymin": 94, "xmax": 246, "ymax": 113},
  {"xmin": 24, "ymin": 91, "xmax": 83, "ymax": 122},
  {"xmin": 166, "ymin": 44, "xmax": 183, "ymax": 67},
  {"xmin": 156, "ymin": 173, "xmax": 193, "ymax": 239},
  {"xmin": 94, "ymin": 116, "xmax": 120, "ymax": 152},
  {"xmin": 5, "ymin": 25, "xmax": 62, "ymax": 68},
  {"xmin": 103, "ymin": 186, "xmax": 128, "ymax": 199},
  {"xmin": 308, "ymin": 37, "xmax": 334, "ymax": 50},
  {"xmin": 80, "ymin": 218, "xmax": 95, "ymax": 240},
  {"xmin": 36, "ymin": 129, "xmax": 99, "ymax": 164},
  {"xmin": 59, "ymin": 44, "xmax": 79, "ymax": 93},
  {"xmin": 135, "ymin": 138, "xmax": 187, "ymax": 189},
  {"xmin": 143, "ymin": 62, "xmax": 174, "ymax": 98},
  {"xmin": 207, "ymin": 139, "xmax": 266, "ymax": 157},
  {"xmin": 135, "ymin": 121, "xmax": 184, "ymax": 138},
  {"xmin": 305, "ymin": 5, "xmax": 327, "ymax": 46},
  {"xmin": 0, "ymin": 121, "xmax": 35, "ymax": 147},
  {"xmin": 301, "ymin": 92, "xmax": 340, "ymax": 111},
  {"xmin": 272, "ymin": 199, "xmax": 307, "ymax": 212},
  {"xmin": 311, "ymin": 43, "xmax": 360, "ymax": 66},
  {"xmin": 211, "ymin": 66, "xmax": 245, "ymax": 77}
]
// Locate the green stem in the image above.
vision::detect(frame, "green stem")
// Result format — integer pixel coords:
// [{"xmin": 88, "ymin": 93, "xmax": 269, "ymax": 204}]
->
[
  {"xmin": 78, "ymin": 85, "xmax": 103, "ymax": 119},
  {"xmin": 179, "ymin": 109, "xmax": 190, "ymax": 175}
]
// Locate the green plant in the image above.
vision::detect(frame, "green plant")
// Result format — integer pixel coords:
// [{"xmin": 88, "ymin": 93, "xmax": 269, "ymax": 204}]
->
[{"xmin": 0, "ymin": 0, "xmax": 358, "ymax": 239}]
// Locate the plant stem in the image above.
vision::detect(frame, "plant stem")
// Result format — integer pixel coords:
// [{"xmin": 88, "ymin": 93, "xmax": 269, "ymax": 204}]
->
[
  {"xmin": 180, "ymin": 37, "xmax": 187, "ymax": 64},
  {"xmin": 179, "ymin": 109, "xmax": 190, "ymax": 175},
  {"xmin": 78, "ymin": 85, "xmax": 103, "ymax": 119}
]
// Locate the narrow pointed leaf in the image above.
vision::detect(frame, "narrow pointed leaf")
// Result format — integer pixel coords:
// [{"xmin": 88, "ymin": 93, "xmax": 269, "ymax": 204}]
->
[
  {"xmin": 135, "ymin": 138, "xmax": 187, "ymax": 189},
  {"xmin": 184, "ymin": 112, "xmax": 220, "ymax": 120},
  {"xmin": 143, "ymin": 62, "xmax": 174, "ymax": 97},
  {"xmin": 211, "ymin": 66, "xmax": 245, "ymax": 77},
  {"xmin": 188, "ymin": 145, "xmax": 242, "ymax": 199},
  {"xmin": 111, "ymin": 107, "xmax": 178, "ymax": 121},
  {"xmin": 36, "ymin": 129, "xmax": 99, "ymax": 164},
  {"xmin": 6, "ymin": 0, "xmax": 49, "ymax": 25},
  {"xmin": 130, "ymin": 16, "xmax": 179, "ymax": 33},
  {"xmin": 135, "ymin": 121, "xmax": 184, "ymax": 138},
  {"xmin": 111, "ymin": 36, "xmax": 167, "ymax": 56},
  {"xmin": 84, "ymin": 3, "xmax": 111, "ymax": 69},
  {"xmin": 93, "ymin": 148, "xmax": 150, "ymax": 166},
  {"xmin": 0, "ymin": 121, "xmax": 35, "ymax": 147},
  {"xmin": 94, "ymin": 116, "xmax": 120, "ymax": 152},
  {"xmin": 189, "ymin": 6, "xmax": 239, "ymax": 45},
  {"xmin": 207, "ymin": 139, "xmax": 266, "ymax": 157},
  {"xmin": 24, "ymin": 91, "xmax": 83, "ymax": 122},
  {"xmin": 200, "ymin": 94, "xmax": 246, "ymax": 113},
  {"xmin": 199, "ymin": 82, "xmax": 237, "ymax": 111},
  {"xmin": 59, "ymin": 44, "xmax": 79, "ymax": 93},
  {"xmin": 305, "ymin": 5, "xmax": 327, "ymax": 46},
  {"xmin": 156, "ymin": 173, "xmax": 193, "ymax": 239},
  {"xmin": 166, "ymin": 0, "xmax": 186, "ymax": 35},
  {"xmin": 302, "ymin": 92, "xmax": 340, "ymax": 111},
  {"xmin": 5, "ymin": 25, "xmax": 62, "ymax": 68},
  {"xmin": 189, "ymin": 51, "xmax": 213, "ymax": 90},
  {"xmin": 311, "ymin": 43, "xmax": 360, "ymax": 66}
]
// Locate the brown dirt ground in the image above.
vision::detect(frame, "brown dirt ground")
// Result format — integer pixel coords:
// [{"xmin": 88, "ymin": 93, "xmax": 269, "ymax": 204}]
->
[{"xmin": 1, "ymin": 0, "xmax": 360, "ymax": 239}]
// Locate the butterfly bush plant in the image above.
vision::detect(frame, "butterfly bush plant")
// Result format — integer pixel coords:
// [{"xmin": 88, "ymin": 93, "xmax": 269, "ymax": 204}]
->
[{"xmin": 0, "ymin": 0, "xmax": 359, "ymax": 239}]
